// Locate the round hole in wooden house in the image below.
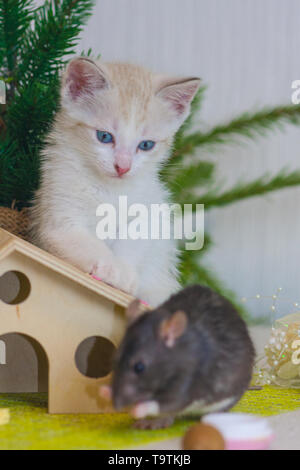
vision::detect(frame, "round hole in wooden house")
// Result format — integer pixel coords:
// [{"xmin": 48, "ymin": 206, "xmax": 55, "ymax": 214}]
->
[
  {"xmin": 75, "ymin": 336, "xmax": 116, "ymax": 378},
  {"xmin": 0, "ymin": 271, "xmax": 31, "ymax": 305}
]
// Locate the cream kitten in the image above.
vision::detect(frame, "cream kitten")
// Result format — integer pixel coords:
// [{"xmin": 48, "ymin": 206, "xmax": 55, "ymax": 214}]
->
[{"xmin": 30, "ymin": 58, "xmax": 200, "ymax": 306}]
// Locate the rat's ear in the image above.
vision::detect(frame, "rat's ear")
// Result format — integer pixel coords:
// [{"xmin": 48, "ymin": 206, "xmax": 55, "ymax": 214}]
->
[
  {"xmin": 62, "ymin": 57, "xmax": 109, "ymax": 101},
  {"xmin": 156, "ymin": 76, "xmax": 201, "ymax": 117},
  {"xmin": 126, "ymin": 299, "xmax": 144, "ymax": 323},
  {"xmin": 159, "ymin": 310, "xmax": 187, "ymax": 348}
]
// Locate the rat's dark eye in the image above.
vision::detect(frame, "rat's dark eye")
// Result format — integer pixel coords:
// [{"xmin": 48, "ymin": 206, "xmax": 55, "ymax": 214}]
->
[
  {"xmin": 133, "ymin": 361, "xmax": 145, "ymax": 375},
  {"xmin": 97, "ymin": 130, "xmax": 114, "ymax": 144},
  {"xmin": 138, "ymin": 140, "xmax": 155, "ymax": 151}
]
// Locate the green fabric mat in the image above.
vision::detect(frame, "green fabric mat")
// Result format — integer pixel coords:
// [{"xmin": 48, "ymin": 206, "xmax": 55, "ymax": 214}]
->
[{"xmin": 0, "ymin": 387, "xmax": 299, "ymax": 449}]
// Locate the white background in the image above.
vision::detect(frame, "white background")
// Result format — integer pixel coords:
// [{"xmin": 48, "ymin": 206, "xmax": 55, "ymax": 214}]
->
[{"xmin": 46, "ymin": 0, "xmax": 300, "ymax": 319}]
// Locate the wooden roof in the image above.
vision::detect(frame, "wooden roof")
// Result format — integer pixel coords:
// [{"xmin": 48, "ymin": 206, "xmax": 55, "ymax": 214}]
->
[{"xmin": 0, "ymin": 228, "xmax": 134, "ymax": 308}]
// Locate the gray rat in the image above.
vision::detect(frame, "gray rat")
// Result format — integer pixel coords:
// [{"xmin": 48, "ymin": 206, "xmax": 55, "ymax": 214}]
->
[{"xmin": 109, "ymin": 284, "xmax": 255, "ymax": 429}]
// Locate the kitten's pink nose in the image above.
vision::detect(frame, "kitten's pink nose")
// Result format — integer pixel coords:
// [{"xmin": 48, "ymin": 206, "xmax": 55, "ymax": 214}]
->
[{"xmin": 114, "ymin": 164, "xmax": 130, "ymax": 177}]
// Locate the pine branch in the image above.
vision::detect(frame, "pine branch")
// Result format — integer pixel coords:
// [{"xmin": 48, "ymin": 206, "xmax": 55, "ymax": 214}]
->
[
  {"xmin": 16, "ymin": 0, "xmax": 94, "ymax": 87},
  {"xmin": 187, "ymin": 168, "xmax": 300, "ymax": 209},
  {"xmin": 6, "ymin": 75, "xmax": 60, "ymax": 152},
  {"xmin": 164, "ymin": 160, "xmax": 215, "ymax": 195},
  {"xmin": 0, "ymin": 0, "xmax": 33, "ymax": 95},
  {"xmin": 178, "ymin": 233, "xmax": 212, "ymax": 266},
  {"xmin": 0, "ymin": 73, "xmax": 60, "ymax": 207},
  {"xmin": 0, "ymin": 0, "xmax": 96, "ymax": 208},
  {"xmin": 0, "ymin": 140, "xmax": 40, "ymax": 208},
  {"xmin": 173, "ymin": 104, "xmax": 300, "ymax": 160},
  {"xmin": 0, "ymin": 138, "xmax": 20, "ymax": 206},
  {"xmin": 178, "ymin": 248, "xmax": 249, "ymax": 319}
]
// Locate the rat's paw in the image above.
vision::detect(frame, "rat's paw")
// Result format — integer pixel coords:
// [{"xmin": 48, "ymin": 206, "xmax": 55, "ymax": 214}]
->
[
  {"xmin": 133, "ymin": 415, "xmax": 174, "ymax": 430},
  {"xmin": 92, "ymin": 259, "xmax": 138, "ymax": 295},
  {"xmin": 99, "ymin": 385, "xmax": 112, "ymax": 402}
]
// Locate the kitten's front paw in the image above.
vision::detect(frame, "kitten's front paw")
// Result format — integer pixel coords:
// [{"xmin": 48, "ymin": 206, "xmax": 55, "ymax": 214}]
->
[{"xmin": 92, "ymin": 259, "xmax": 138, "ymax": 296}]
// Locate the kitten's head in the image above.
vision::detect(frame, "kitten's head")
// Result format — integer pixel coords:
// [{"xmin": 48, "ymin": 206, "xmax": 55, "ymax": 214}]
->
[{"xmin": 60, "ymin": 57, "xmax": 200, "ymax": 179}]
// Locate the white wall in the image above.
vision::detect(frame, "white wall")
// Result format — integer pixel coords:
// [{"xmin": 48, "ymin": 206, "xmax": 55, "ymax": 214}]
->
[{"xmin": 77, "ymin": 0, "xmax": 300, "ymax": 319}]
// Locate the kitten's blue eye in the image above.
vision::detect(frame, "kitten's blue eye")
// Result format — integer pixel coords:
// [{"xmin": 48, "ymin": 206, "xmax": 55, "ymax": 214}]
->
[
  {"xmin": 133, "ymin": 361, "xmax": 145, "ymax": 375},
  {"xmin": 96, "ymin": 130, "xmax": 114, "ymax": 144},
  {"xmin": 138, "ymin": 140, "xmax": 155, "ymax": 151}
]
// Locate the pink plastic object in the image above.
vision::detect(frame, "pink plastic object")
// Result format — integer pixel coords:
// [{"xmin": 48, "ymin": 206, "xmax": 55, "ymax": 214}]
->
[{"xmin": 203, "ymin": 413, "xmax": 274, "ymax": 450}]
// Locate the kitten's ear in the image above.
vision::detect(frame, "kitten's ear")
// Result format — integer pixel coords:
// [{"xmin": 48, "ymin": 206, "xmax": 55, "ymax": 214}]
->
[
  {"xmin": 62, "ymin": 57, "xmax": 109, "ymax": 101},
  {"xmin": 126, "ymin": 299, "xmax": 145, "ymax": 323},
  {"xmin": 156, "ymin": 77, "xmax": 201, "ymax": 117},
  {"xmin": 159, "ymin": 310, "xmax": 187, "ymax": 348}
]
